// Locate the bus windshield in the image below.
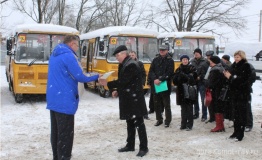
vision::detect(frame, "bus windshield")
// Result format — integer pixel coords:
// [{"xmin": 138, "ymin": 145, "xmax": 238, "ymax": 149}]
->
[
  {"xmin": 107, "ymin": 36, "xmax": 158, "ymax": 63},
  {"xmin": 15, "ymin": 34, "xmax": 65, "ymax": 63},
  {"xmin": 172, "ymin": 38, "xmax": 215, "ymax": 60}
]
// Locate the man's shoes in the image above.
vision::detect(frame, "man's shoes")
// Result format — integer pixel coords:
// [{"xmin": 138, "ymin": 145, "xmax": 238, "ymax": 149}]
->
[
  {"xmin": 205, "ymin": 119, "xmax": 215, "ymax": 124},
  {"xmin": 244, "ymin": 127, "xmax": 252, "ymax": 132},
  {"xmin": 165, "ymin": 124, "xmax": 170, "ymax": 128},
  {"xmin": 180, "ymin": 126, "xmax": 186, "ymax": 130},
  {"xmin": 136, "ymin": 149, "xmax": 149, "ymax": 157},
  {"xmin": 154, "ymin": 121, "xmax": 163, "ymax": 126},
  {"xmin": 201, "ymin": 117, "xmax": 207, "ymax": 122},
  {"xmin": 193, "ymin": 114, "xmax": 199, "ymax": 119},
  {"xmin": 118, "ymin": 146, "xmax": 135, "ymax": 152},
  {"xmin": 186, "ymin": 127, "xmax": 192, "ymax": 131},
  {"xmin": 148, "ymin": 110, "xmax": 154, "ymax": 114},
  {"xmin": 229, "ymin": 133, "xmax": 237, "ymax": 139}
]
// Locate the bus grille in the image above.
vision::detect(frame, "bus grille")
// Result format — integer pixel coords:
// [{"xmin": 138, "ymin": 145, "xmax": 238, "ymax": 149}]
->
[
  {"xmin": 38, "ymin": 73, "xmax": 47, "ymax": 79},
  {"xmin": 18, "ymin": 73, "xmax": 34, "ymax": 79}
]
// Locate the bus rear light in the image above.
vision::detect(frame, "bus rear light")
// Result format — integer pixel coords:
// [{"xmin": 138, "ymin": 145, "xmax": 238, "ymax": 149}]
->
[{"xmin": 18, "ymin": 81, "xmax": 35, "ymax": 86}]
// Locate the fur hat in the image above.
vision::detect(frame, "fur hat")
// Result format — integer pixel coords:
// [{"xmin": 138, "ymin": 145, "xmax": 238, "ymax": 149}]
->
[
  {"xmin": 205, "ymin": 51, "xmax": 214, "ymax": 56},
  {"xmin": 209, "ymin": 56, "xmax": 221, "ymax": 64},
  {"xmin": 222, "ymin": 55, "xmax": 230, "ymax": 61},
  {"xmin": 159, "ymin": 45, "xmax": 169, "ymax": 50},
  {"xmin": 194, "ymin": 48, "xmax": 202, "ymax": 55},
  {"xmin": 113, "ymin": 45, "xmax": 128, "ymax": 55},
  {"xmin": 180, "ymin": 54, "xmax": 190, "ymax": 61}
]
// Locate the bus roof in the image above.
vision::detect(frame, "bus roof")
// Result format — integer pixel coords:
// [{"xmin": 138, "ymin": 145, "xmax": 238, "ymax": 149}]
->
[
  {"xmin": 13, "ymin": 24, "xmax": 79, "ymax": 35},
  {"xmin": 158, "ymin": 32, "xmax": 215, "ymax": 39},
  {"xmin": 80, "ymin": 26, "xmax": 159, "ymax": 40}
]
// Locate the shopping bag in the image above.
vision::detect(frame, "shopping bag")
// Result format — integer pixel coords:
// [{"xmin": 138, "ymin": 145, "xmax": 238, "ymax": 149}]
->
[{"xmin": 204, "ymin": 88, "xmax": 212, "ymax": 107}]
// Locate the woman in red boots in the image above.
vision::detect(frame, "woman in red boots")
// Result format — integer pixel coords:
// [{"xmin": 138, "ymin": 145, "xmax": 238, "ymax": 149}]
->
[{"xmin": 206, "ymin": 56, "xmax": 226, "ymax": 132}]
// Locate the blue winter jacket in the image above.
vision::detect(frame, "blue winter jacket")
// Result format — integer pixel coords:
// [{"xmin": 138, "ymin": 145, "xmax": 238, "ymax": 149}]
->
[{"xmin": 46, "ymin": 43, "xmax": 99, "ymax": 115}]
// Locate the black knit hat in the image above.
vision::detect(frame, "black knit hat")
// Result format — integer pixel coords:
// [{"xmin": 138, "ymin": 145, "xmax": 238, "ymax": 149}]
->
[
  {"xmin": 222, "ymin": 55, "xmax": 230, "ymax": 61},
  {"xmin": 209, "ymin": 56, "xmax": 221, "ymax": 64},
  {"xmin": 194, "ymin": 48, "xmax": 202, "ymax": 55},
  {"xmin": 180, "ymin": 54, "xmax": 190, "ymax": 61},
  {"xmin": 113, "ymin": 45, "xmax": 128, "ymax": 55}
]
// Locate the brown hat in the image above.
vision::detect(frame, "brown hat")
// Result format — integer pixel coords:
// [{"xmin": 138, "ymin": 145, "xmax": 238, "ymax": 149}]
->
[{"xmin": 113, "ymin": 45, "xmax": 128, "ymax": 55}]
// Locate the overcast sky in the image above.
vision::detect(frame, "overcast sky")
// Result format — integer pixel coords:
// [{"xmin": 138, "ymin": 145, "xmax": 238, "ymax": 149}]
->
[{"xmin": 1, "ymin": 0, "xmax": 261, "ymax": 47}]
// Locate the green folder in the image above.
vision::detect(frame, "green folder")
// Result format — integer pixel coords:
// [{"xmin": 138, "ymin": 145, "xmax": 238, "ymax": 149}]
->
[{"xmin": 154, "ymin": 81, "xmax": 168, "ymax": 93}]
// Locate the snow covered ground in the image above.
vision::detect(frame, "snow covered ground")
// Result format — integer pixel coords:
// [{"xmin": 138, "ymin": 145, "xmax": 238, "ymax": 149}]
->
[{"xmin": 1, "ymin": 65, "xmax": 262, "ymax": 160}]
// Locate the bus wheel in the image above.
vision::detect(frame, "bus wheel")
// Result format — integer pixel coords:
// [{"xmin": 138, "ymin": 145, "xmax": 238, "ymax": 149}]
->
[
  {"xmin": 9, "ymin": 79, "xmax": 14, "ymax": 92},
  {"xmin": 8, "ymin": 81, "xmax": 12, "ymax": 91},
  {"xmin": 98, "ymin": 86, "xmax": 110, "ymax": 98},
  {"xmin": 14, "ymin": 94, "xmax": 23, "ymax": 103}
]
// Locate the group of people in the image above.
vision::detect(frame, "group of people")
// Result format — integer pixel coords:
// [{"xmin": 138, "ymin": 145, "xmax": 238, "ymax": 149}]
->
[
  {"xmin": 172, "ymin": 47, "xmax": 256, "ymax": 141},
  {"xmin": 45, "ymin": 35, "xmax": 257, "ymax": 159}
]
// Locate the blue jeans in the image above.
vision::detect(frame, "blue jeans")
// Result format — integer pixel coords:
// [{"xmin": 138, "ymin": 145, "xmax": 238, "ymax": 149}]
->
[{"xmin": 194, "ymin": 83, "xmax": 207, "ymax": 119}]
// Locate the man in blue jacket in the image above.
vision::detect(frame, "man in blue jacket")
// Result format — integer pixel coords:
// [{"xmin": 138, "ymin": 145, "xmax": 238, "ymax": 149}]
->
[{"xmin": 46, "ymin": 35, "xmax": 99, "ymax": 160}]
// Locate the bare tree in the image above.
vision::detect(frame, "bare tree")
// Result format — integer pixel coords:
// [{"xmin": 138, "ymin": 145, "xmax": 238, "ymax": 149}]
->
[
  {"xmin": 44, "ymin": 0, "xmax": 58, "ymax": 23},
  {"xmin": 84, "ymin": 0, "xmax": 151, "ymax": 29},
  {"xmin": 57, "ymin": 0, "xmax": 66, "ymax": 25},
  {"xmin": 150, "ymin": 0, "xmax": 250, "ymax": 35},
  {"xmin": 12, "ymin": 0, "xmax": 58, "ymax": 24},
  {"xmin": 13, "ymin": 0, "xmax": 49, "ymax": 23}
]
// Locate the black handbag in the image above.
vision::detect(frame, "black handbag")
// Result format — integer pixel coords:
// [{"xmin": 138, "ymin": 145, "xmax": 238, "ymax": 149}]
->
[{"xmin": 183, "ymin": 83, "xmax": 197, "ymax": 101}]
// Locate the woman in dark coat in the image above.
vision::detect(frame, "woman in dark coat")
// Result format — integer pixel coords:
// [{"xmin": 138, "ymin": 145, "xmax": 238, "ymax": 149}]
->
[
  {"xmin": 173, "ymin": 55, "xmax": 197, "ymax": 131},
  {"xmin": 224, "ymin": 50, "xmax": 252, "ymax": 141},
  {"xmin": 206, "ymin": 56, "xmax": 226, "ymax": 132},
  {"xmin": 100, "ymin": 45, "xmax": 148, "ymax": 157}
]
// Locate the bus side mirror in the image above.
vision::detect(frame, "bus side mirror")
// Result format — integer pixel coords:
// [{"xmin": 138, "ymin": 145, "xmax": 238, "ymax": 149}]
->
[
  {"xmin": 6, "ymin": 38, "xmax": 13, "ymax": 55},
  {"xmin": 82, "ymin": 46, "xmax": 87, "ymax": 56},
  {"xmin": 99, "ymin": 41, "xmax": 104, "ymax": 51}
]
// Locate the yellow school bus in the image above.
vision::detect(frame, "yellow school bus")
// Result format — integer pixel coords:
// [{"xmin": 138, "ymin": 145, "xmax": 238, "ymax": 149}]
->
[
  {"xmin": 80, "ymin": 26, "xmax": 159, "ymax": 97},
  {"xmin": 5, "ymin": 24, "xmax": 79, "ymax": 103},
  {"xmin": 158, "ymin": 32, "xmax": 216, "ymax": 70}
]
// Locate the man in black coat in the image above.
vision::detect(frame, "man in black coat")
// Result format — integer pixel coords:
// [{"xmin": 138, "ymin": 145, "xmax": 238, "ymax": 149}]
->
[
  {"xmin": 99, "ymin": 45, "xmax": 149, "ymax": 157},
  {"xmin": 190, "ymin": 48, "xmax": 209, "ymax": 121},
  {"xmin": 129, "ymin": 51, "xmax": 149, "ymax": 120},
  {"xmin": 148, "ymin": 45, "xmax": 174, "ymax": 127}
]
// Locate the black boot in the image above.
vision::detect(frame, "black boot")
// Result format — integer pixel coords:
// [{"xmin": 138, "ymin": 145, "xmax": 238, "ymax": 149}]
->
[{"xmin": 136, "ymin": 149, "xmax": 148, "ymax": 157}]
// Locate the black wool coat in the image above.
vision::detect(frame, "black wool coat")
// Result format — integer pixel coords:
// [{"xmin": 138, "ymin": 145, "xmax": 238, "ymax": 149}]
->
[
  {"xmin": 107, "ymin": 56, "xmax": 147, "ymax": 120},
  {"xmin": 173, "ymin": 64, "xmax": 197, "ymax": 105},
  {"xmin": 148, "ymin": 55, "xmax": 174, "ymax": 94},
  {"xmin": 228, "ymin": 59, "xmax": 252, "ymax": 100},
  {"xmin": 206, "ymin": 63, "xmax": 225, "ymax": 112}
]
